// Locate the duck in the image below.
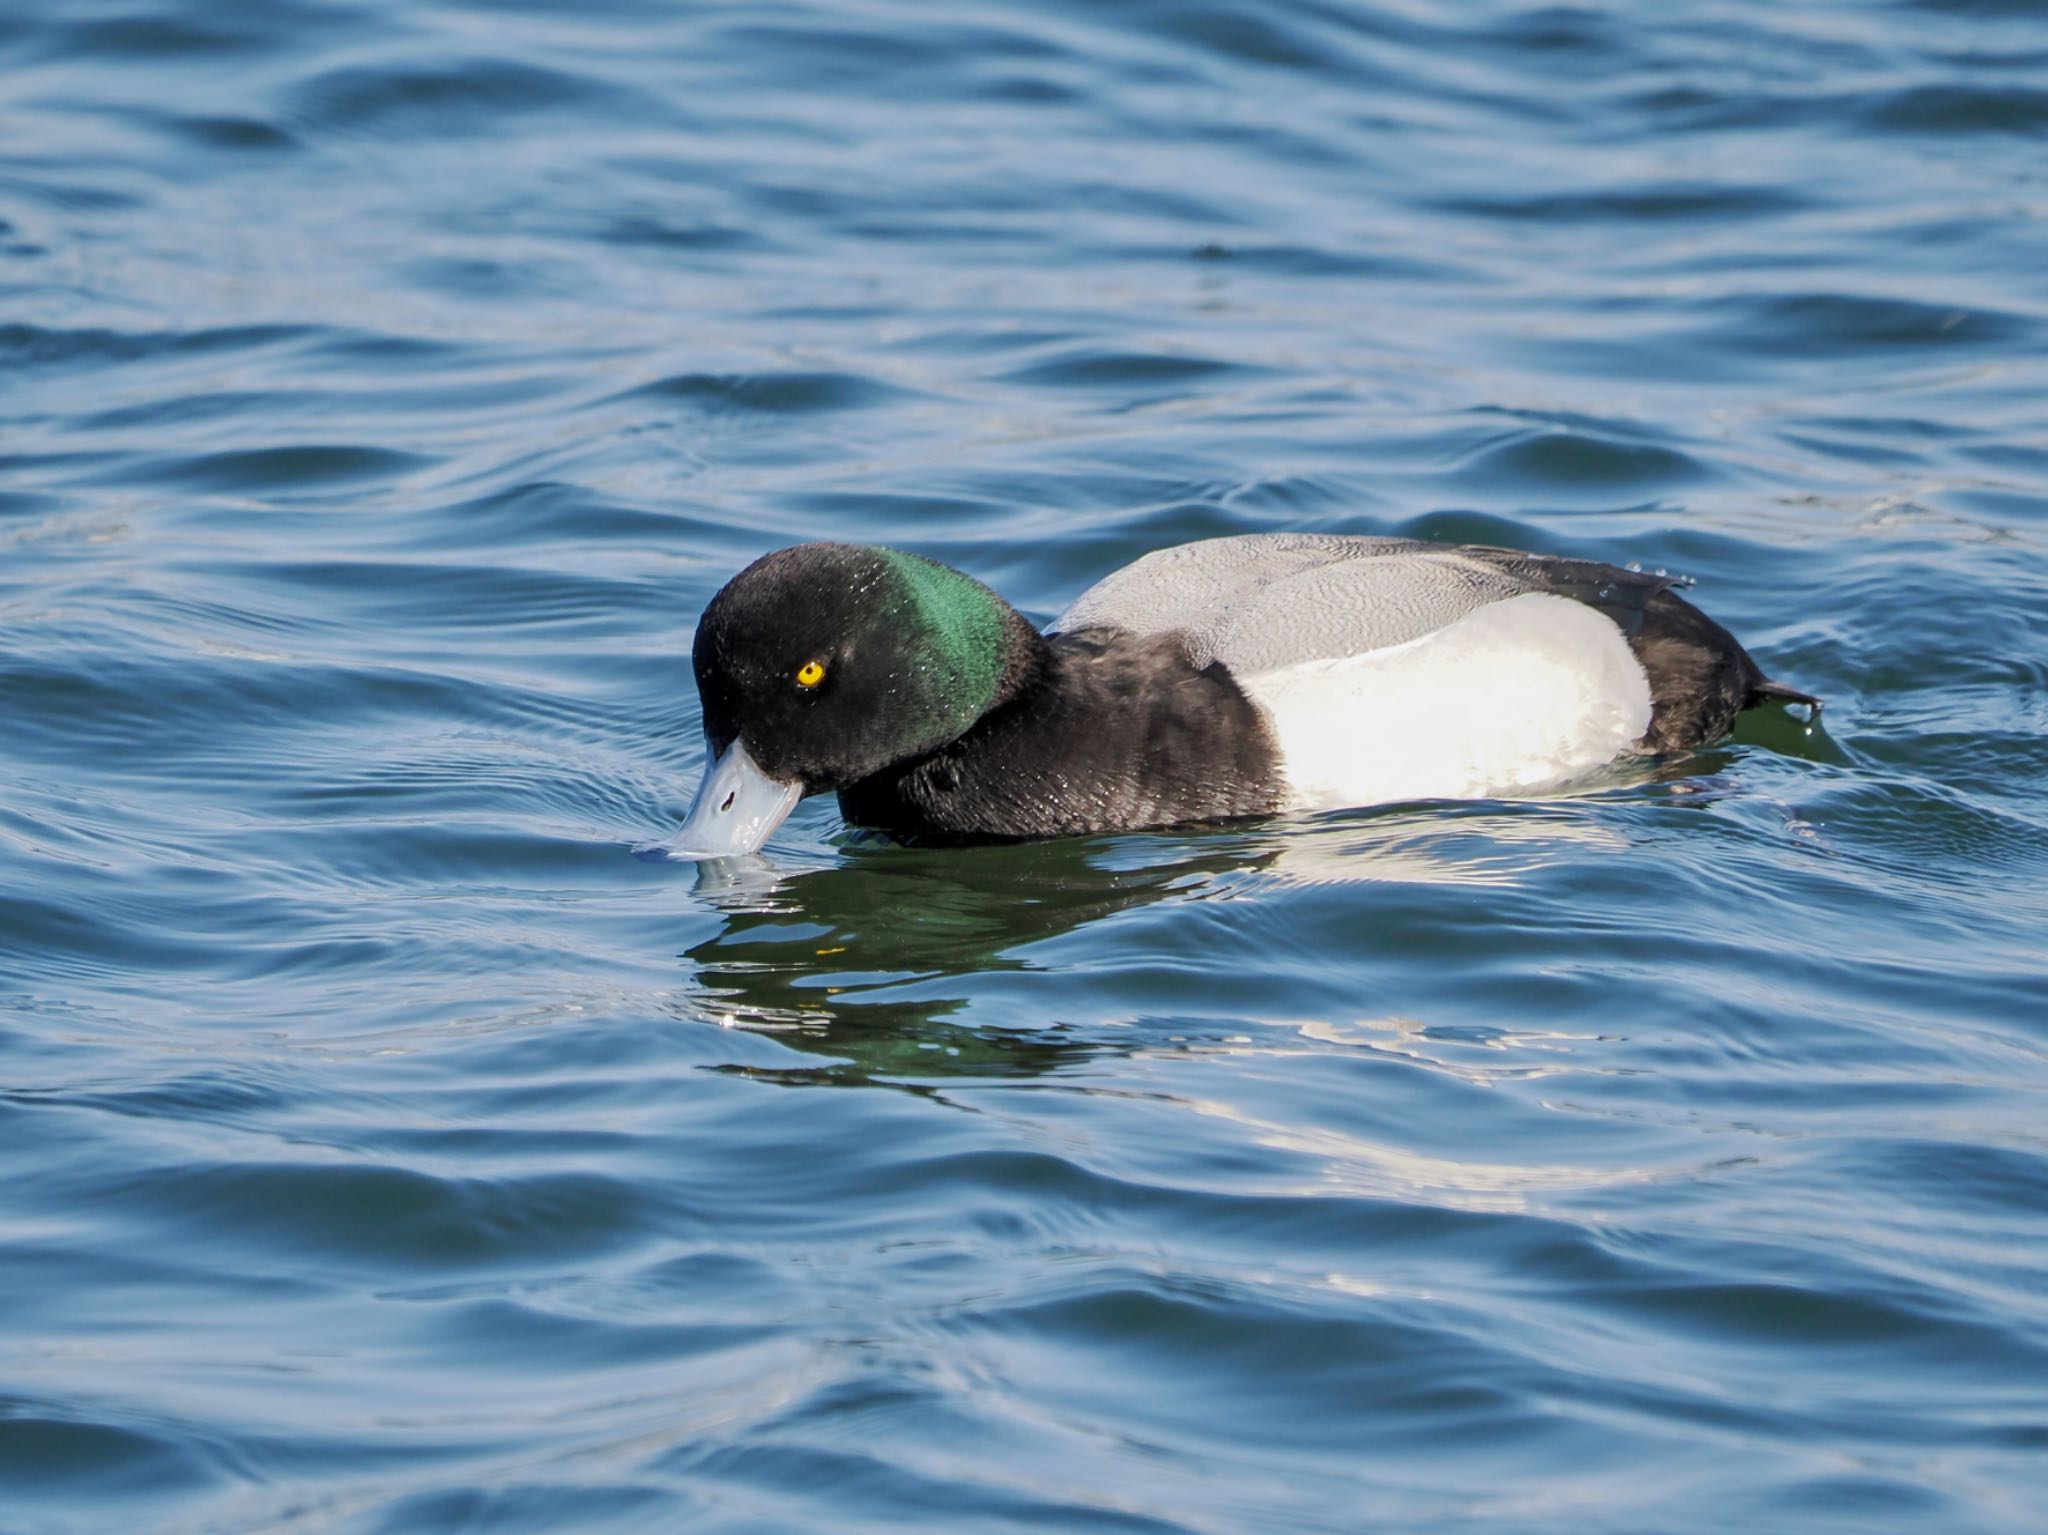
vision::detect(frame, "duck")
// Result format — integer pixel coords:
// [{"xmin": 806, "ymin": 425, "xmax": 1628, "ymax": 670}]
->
[{"xmin": 648, "ymin": 533, "xmax": 1818, "ymax": 859}]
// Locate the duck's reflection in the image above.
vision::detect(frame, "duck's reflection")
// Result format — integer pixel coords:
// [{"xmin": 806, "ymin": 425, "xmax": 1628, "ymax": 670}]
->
[
  {"xmin": 670, "ymin": 795, "xmax": 1674, "ymax": 1087},
  {"xmin": 676, "ymin": 834, "xmax": 1270, "ymax": 1083}
]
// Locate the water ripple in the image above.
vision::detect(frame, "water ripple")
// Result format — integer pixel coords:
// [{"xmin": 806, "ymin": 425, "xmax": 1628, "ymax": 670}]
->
[{"xmin": 5, "ymin": 0, "xmax": 2047, "ymax": 1531}]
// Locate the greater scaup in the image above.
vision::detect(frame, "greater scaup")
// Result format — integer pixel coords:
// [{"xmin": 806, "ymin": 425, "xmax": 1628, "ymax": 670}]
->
[{"xmin": 648, "ymin": 534, "xmax": 1818, "ymax": 858}]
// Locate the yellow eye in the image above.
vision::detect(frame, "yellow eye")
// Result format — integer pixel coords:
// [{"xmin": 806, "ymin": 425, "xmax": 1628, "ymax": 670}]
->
[{"xmin": 795, "ymin": 659, "xmax": 826, "ymax": 688}]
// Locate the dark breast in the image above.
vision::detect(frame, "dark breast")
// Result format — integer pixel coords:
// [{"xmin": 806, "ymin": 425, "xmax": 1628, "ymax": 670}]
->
[{"xmin": 837, "ymin": 630, "xmax": 1285, "ymax": 841}]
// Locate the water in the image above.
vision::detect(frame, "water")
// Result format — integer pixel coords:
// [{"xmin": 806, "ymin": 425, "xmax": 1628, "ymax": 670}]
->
[{"xmin": 4, "ymin": 1, "xmax": 2046, "ymax": 1530}]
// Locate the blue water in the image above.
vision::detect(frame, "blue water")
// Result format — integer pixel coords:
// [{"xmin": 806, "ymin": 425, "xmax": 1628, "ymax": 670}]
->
[{"xmin": 5, "ymin": 1, "xmax": 2047, "ymax": 1530}]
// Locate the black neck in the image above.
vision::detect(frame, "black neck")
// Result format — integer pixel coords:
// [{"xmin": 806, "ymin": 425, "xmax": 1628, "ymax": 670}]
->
[{"xmin": 987, "ymin": 601, "xmax": 1052, "ymax": 716}]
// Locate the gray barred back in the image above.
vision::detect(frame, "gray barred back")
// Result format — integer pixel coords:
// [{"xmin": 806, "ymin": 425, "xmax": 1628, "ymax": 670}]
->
[{"xmin": 1051, "ymin": 533, "xmax": 1541, "ymax": 676}]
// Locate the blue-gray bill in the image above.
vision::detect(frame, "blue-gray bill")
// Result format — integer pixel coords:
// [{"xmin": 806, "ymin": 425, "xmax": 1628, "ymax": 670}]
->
[{"xmin": 644, "ymin": 739, "xmax": 803, "ymax": 861}]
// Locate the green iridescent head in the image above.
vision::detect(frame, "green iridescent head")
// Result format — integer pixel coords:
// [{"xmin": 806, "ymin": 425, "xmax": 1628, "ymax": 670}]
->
[{"xmin": 690, "ymin": 542, "xmax": 1028, "ymax": 795}]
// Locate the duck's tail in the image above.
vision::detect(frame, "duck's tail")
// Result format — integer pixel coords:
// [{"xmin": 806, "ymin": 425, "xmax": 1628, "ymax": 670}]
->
[{"xmin": 1749, "ymin": 678, "xmax": 1823, "ymax": 719}]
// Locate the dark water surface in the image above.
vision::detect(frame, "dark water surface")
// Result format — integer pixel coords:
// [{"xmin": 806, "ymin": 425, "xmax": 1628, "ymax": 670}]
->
[{"xmin": 5, "ymin": 2, "xmax": 2047, "ymax": 1530}]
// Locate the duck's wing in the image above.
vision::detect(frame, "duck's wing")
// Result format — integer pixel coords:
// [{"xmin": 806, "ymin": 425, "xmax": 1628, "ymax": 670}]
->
[{"xmin": 1052, "ymin": 533, "xmax": 1678, "ymax": 676}]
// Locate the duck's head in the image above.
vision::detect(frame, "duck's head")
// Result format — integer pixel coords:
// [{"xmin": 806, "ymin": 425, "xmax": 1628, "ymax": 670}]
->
[{"xmin": 655, "ymin": 542, "xmax": 1038, "ymax": 858}]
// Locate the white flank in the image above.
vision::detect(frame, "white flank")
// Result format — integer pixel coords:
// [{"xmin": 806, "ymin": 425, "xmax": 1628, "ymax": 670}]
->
[{"xmin": 1239, "ymin": 592, "xmax": 1653, "ymax": 811}]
